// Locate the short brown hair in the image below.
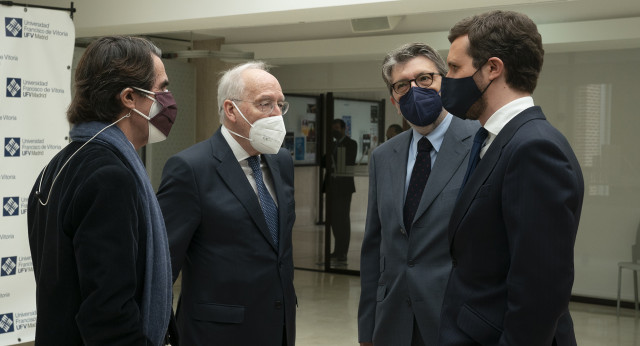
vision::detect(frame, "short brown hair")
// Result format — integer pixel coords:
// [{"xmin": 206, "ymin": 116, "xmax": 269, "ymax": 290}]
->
[
  {"xmin": 67, "ymin": 36, "xmax": 161, "ymax": 124},
  {"xmin": 448, "ymin": 10, "xmax": 544, "ymax": 94}
]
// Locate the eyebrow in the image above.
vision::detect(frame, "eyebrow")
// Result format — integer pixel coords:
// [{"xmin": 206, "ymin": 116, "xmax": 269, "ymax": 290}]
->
[{"xmin": 393, "ymin": 71, "xmax": 437, "ymax": 82}]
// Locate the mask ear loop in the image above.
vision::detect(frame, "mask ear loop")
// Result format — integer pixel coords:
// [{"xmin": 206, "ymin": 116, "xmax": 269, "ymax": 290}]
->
[
  {"xmin": 36, "ymin": 112, "xmax": 132, "ymax": 206},
  {"xmin": 226, "ymin": 101, "xmax": 254, "ymax": 141}
]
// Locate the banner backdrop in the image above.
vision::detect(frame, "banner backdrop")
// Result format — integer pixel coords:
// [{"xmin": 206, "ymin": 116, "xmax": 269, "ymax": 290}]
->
[{"xmin": 0, "ymin": 5, "xmax": 74, "ymax": 345}]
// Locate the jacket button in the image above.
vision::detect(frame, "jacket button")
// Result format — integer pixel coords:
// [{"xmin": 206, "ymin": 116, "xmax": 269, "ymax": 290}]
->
[
  {"xmin": 400, "ymin": 228, "xmax": 406, "ymax": 235},
  {"xmin": 408, "ymin": 259, "xmax": 415, "ymax": 267},
  {"xmin": 406, "ymin": 298, "xmax": 412, "ymax": 306},
  {"xmin": 452, "ymin": 259, "xmax": 458, "ymax": 267},
  {"xmin": 275, "ymin": 300, "xmax": 283, "ymax": 309}
]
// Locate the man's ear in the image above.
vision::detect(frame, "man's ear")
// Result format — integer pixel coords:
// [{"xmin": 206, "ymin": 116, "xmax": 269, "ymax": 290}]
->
[
  {"xmin": 223, "ymin": 99, "xmax": 238, "ymax": 123},
  {"xmin": 486, "ymin": 57, "xmax": 504, "ymax": 80},
  {"xmin": 119, "ymin": 87, "xmax": 136, "ymax": 110}
]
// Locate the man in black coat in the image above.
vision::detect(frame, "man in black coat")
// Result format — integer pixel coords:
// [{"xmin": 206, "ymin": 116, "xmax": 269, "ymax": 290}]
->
[
  {"xmin": 326, "ymin": 118, "xmax": 357, "ymax": 263},
  {"xmin": 27, "ymin": 36, "xmax": 176, "ymax": 345}
]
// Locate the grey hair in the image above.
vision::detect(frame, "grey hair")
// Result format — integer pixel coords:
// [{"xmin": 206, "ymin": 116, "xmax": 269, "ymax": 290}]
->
[
  {"xmin": 381, "ymin": 42, "xmax": 448, "ymax": 94},
  {"xmin": 217, "ymin": 61, "xmax": 269, "ymax": 123}
]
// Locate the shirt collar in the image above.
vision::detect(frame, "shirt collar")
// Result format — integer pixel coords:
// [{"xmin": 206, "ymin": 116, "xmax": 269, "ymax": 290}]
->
[
  {"xmin": 221, "ymin": 125, "xmax": 252, "ymax": 162},
  {"xmin": 410, "ymin": 113, "xmax": 453, "ymax": 153},
  {"xmin": 484, "ymin": 96, "xmax": 534, "ymax": 137}
]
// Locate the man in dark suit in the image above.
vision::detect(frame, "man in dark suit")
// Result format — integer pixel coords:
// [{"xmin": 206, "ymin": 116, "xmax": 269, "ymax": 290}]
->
[
  {"xmin": 326, "ymin": 118, "xmax": 357, "ymax": 263},
  {"xmin": 358, "ymin": 43, "xmax": 478, "ymax": 346},
  {"xmin": 157, "ymin": 61, "xmax": 296, "ymax": 345},
  {"xmin": 438, "ymin": 11, "xmax": 584, "ymax": 345}
]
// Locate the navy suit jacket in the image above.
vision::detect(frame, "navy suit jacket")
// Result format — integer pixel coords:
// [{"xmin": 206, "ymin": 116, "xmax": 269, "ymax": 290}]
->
[
  {"xmin": 157, "ymin": 129, "xmax": 296, "ymax": 346},
  {"xmin": 439, "ymin": 107, "xmax": 584, "ymax": 345}
]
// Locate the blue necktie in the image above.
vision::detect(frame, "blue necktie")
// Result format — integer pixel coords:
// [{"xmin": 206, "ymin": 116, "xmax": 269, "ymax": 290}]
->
[
  {"xmin": 459, "ymin": 127, "xmax": 489, "ymax": 198},
  {"xmin": 403, "ymin": 137, "xmax": 432, "ymax": 233},
  {"xmin": 248, "ymin": 156, "xmax": 279, "ymax": 248}
]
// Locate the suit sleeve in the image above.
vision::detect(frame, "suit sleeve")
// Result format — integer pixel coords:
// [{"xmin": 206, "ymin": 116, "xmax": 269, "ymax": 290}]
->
[
  {"xmin": 72, "ymin": 164, "xmax": 148, "ymax": 345},
  {"xmin": 358, "ymin": 151, "xmax": 381, "ymax": 343},
  {"xmin": 346, "ymin": 138, "xmax": 357, "ymax": 166},
  {"xmin": 500, "ymin": 138, "xmax": 582, "ymax": 345},
  {"xmin": 157, "ymin": 155, "xmax": 203, "ymax": 282}
]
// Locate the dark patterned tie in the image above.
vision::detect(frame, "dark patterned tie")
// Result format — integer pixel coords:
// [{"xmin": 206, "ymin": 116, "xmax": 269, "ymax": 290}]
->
[
  {"xmin": 458, "ymin": 127, "xmax": 489, "ymax": 198},
  {"xmin": 248, "ymin": 156, "xmax": 279, "ymax": 247},
  {"xmin": 403, "ymin": 137, "xmax": 432, "ymax": 233}
]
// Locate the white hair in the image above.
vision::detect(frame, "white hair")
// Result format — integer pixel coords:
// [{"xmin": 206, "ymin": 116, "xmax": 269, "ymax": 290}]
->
[{"xmin": 217, "ymin": 61, "xmax": 269, "ymax": 123}]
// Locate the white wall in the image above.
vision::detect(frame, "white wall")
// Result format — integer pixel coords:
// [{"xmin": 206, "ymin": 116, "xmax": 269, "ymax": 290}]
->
[{"xmin": 271, "ymin": 48, "xmax": 640, "ymax": 301}]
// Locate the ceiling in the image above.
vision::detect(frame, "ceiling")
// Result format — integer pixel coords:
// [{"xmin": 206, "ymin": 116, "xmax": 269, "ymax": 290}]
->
[{"xmin": 15, "ymin": 0, "xmax": 640, "ymax": 64}]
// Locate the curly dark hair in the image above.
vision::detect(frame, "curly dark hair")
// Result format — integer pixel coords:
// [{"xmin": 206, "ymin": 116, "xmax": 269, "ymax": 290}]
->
[
  {"xmin": 448, "ymin": 10, "xmax": 544, "ymax": 94},
  {"xmin": 67, "ymin": 36, "xmax": 161, "ymax": 124}
]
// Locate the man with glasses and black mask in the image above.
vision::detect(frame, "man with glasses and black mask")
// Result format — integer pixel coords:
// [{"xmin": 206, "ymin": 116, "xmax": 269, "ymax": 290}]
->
[
  {"xmin": 157, "ymin": 61, "xmax": 296, "ymax": 346},
  {"xmin": 358, "ymin": 42, "xmax": 479, "ymax": 346}
]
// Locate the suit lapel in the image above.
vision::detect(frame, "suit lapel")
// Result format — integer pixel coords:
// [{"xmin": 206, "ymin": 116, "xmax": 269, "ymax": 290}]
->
[
  {"xmin": 412, "ymin": 117, "xmax": 472, "ymax": 225},
  {"xmin": 211, "ymin": 132, "xmax": 276, "ymax": 252},
  {"xmin": 448, "ymin": 107, "xmax": 545, "ymax": 244},
  {"xmin": 390, "ymin": 131, "xmax": 412, "ymax": 229}
]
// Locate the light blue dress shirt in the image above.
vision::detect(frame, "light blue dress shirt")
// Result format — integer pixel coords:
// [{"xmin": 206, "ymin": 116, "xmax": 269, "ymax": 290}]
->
[{"xmin": 404, "ymin": 113, "xmax": 453, "ymax": 201}]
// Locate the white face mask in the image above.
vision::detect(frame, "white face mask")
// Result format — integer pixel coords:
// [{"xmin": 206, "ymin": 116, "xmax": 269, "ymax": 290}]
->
[{"xmin": 227, "ymin": 101, "xmax": 286, "ymax": 154}]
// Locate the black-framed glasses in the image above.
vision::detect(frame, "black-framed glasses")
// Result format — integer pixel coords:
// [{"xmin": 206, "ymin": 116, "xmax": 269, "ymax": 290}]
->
[
  {"xmin": 233, "ymin": 99, "xmax": 290, "ymax": 115},
  {"xmin": 391, "ymin": 72, "xmax": 443, "ymax": 95}
]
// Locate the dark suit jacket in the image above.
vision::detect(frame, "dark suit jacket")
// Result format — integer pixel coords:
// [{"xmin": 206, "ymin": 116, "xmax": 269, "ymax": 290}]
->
[
  {"xmin": 358, "ymin": 117, "xmax": 478, "ymax": 345},
  {"xmin": 157, "ymin": 129, "xmax": 296, "ymax": 346},
  {"xmin": 27, "ymin": 142, "xmax": 151, "ymax": 345},
  {"xmin": 324, "ymin": 136, "xmax": 357, "ymax": 194},
  {"xmin": 439, "ymin": 107, "xmax": 584, "ymax": 345}
]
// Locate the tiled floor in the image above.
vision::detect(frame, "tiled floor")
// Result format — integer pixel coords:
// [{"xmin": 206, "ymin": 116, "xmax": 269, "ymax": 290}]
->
[
  {"xmin": 292, "ymin": 223, "xmax": 364, "ymax": 272},
  {"xmin": 12, "ymin": 269, "xmax": 640, "ymax": 345},
  {"xmin": 11, "ymin": 219, "xmax": 640, "ymax": 345},
  {"xmin": 293, "ymin": 269, "xmax": 640, "ymax": 346}
]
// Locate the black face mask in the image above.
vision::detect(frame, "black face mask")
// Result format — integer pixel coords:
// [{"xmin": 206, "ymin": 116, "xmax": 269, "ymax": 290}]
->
[
  {"xmin": 398, "ymin": 87, "xmax": 443, "ymax": 127},
  {"xmin": 441, "ymin": 67, "xmax": 492, "ymax": 119}
]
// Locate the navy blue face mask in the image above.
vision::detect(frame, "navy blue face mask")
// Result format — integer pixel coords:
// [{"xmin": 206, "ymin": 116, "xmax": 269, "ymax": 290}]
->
[
  {"xmin": 398, "ymin": 87, "xmax": 443, "ymax": 127},
  {"xmin": 441, "ymin": 67, "xmax": 492, "ymax": 119}
]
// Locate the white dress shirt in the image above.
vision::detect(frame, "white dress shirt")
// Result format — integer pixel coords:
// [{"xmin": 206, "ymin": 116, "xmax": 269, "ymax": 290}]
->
[
  {"xmin": 221, "ymin": 125, "xmax": 278, "ymax": 206},
  {"xmin": 480, "ymin": 96, "xmax": 535, "ymax": 158}
]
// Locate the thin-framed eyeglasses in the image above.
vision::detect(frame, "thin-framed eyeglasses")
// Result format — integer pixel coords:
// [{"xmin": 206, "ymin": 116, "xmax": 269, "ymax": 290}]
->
[
  {"xmin": 390, "ymin": 72, "xmax": 443, "ymax": 96},
  {"xmin": 232, "ymin": 99, "xmax": 289, "ymax": 116}
]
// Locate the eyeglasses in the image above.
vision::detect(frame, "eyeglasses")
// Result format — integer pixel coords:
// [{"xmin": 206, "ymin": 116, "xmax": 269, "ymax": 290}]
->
[
  {"xmin": 390, "ymin": 72, "xmax": 443, "ymax": 95},
  {"xmin": 232, "ymin": 99, "xmax": 290, "ymax": 116}
]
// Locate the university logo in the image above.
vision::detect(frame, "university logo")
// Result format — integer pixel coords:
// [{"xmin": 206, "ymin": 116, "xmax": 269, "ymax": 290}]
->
[
  {"xmin": 6, "ymin": 78, "xmax": 21, "ymax": 97},
  {"xmin": 2, "ymin": 197, "xmax": 19, "ymax": 217},
  {"xmin": 4, "ymin": 138, "xmax": 20, "ymax": 157},
  {"xmin": 0, "ymin": 313, "xmax": 14, "ymax": 334},
  {"xmin": 1, "ymin": 257, "xmax": 17, "ymax": 276},
  {"xmin": 4, "ymin": 18, "xmax": 22, "ymax": 38}
]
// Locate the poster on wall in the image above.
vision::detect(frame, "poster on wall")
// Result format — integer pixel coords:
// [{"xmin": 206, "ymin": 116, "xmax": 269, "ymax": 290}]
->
[
  {"xmin": 0, "ymin": 5, "xmax": 75, "ymax": 345},
  {"xmin": 282, "ymin": 94, "xmax": 320, "ymax": 165}
]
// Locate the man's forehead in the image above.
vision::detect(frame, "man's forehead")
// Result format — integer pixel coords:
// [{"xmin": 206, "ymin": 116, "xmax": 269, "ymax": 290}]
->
[
  {"xmin": 243, "ymin": 70, "xmax": 282, "ymax": 98},
  {"xmin": 392, "ymin": 56, "xmax": 437, "ymax": 76}
]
